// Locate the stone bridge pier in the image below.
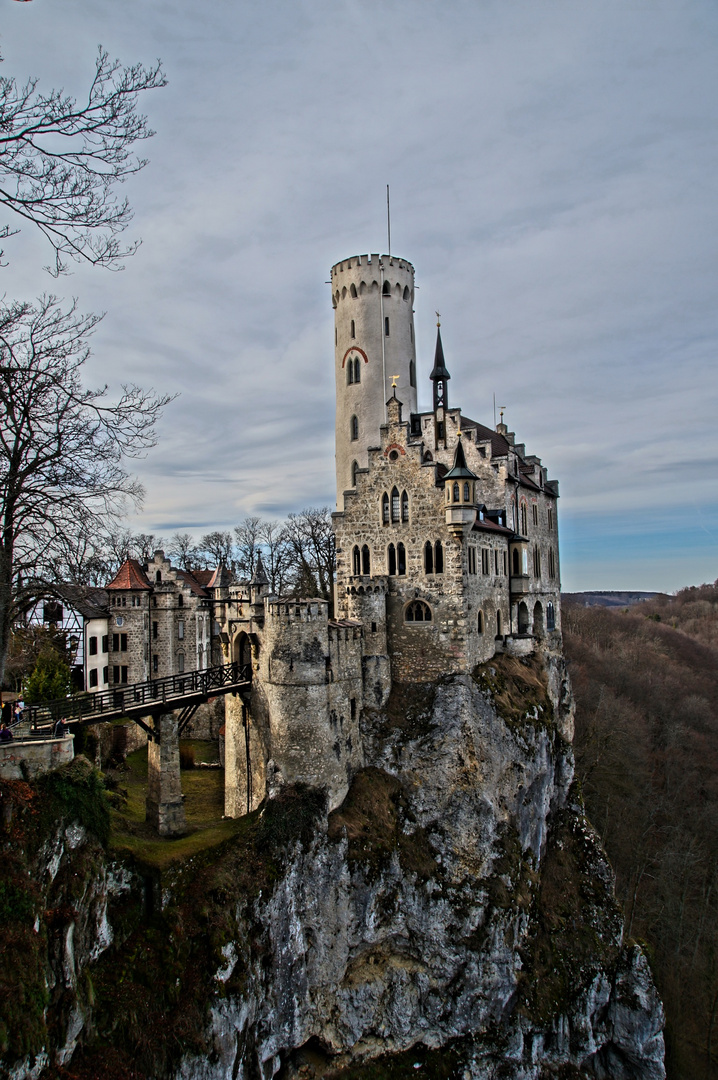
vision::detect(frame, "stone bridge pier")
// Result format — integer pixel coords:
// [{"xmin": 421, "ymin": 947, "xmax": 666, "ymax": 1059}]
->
[{"xmin": 146, "ymin": 712, "xmax": 187, "ymax": 837}]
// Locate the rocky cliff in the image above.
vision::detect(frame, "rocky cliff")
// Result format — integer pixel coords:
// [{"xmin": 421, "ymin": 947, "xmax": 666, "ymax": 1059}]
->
[{"xmin": 1, "ymin": 651, "xmax": 665, "ymax": 1080}]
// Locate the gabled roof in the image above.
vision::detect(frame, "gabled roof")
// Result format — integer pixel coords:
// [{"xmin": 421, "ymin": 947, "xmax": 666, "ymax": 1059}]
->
[
  {"xmin": 48, "ymin": 584, "xmax": 109, "ymax": 619},
  {"xmin": 176, "ymin": 569, "xmax": 210, "ymax": 598},
  {"xmin": 459, "ymin": 416, "xmax": 512, "ymax": 459},
  {"xmin": 472, "ymin": 517, "xmax": 514, "ymax": 536},
  {"xmin": 107, "ymin": 559, "xmax": 152, "ymax": 591},
  {"xmin": 208, "ymin": 565, "xmax": 234, "ymax": 589},
  {"xmin": 191, "ymin": 569, "xmax": 215, "ymax": 588}
]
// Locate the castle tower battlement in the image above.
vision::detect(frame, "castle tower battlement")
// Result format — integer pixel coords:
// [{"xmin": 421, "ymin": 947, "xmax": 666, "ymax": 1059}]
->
[{"xmin": 333, "ymin": 254, "xmax": 417, "ymax": 508}]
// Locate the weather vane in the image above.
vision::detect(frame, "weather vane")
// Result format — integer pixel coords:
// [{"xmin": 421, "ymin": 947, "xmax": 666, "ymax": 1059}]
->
[
  {"xmin": 391, "ymin": 374, "xmax": 399, "ymax": 388},
  {"xmin": 436, "ymin": 311, "xmax": 441, "ymax": 327}
]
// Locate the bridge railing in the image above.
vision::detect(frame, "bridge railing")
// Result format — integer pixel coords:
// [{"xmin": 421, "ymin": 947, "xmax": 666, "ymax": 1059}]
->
[{"xmin": 23, "ymin": 662, "xmax": 251, "ymax": 728}]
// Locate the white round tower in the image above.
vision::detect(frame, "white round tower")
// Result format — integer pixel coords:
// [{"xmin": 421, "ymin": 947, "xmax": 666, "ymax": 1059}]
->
[{"xmin": 331, "ymin": 253, "xmax": 417, "ymax": 508}]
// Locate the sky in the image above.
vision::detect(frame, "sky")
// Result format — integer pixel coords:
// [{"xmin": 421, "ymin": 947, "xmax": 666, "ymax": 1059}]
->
[{"xmin": 2, "ymin": 0, "xmax": 718, "ymax": 592}]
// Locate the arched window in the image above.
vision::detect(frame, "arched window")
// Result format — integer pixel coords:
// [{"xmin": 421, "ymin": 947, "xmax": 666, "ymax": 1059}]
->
[
  {"xmin": 405, "ymin": 600, "xmax": 432, "ymax": 623},
  {"xmin": 383, "ymin": 279, "xmax": 391, "ymax": 295},
  {"xmin": 350, "ymin": 283, "xmax": 357, "ymax": 298},
  {"xmin": 382, "ymin": 493, "xmax": 390, "ymax": 524},
  {"xmin": 352, "ymin": 460, "xmax": 359, "ymax": 487},
  {"xmin": 533, "ymin": 601, "xmax": 544, "ymax": 637},
  {"xmin": 463, "ymin": 482, "xmax": 470, "ymax": 502},
  {"xmin": 352, "ymin": 546, "xmax": 360, "ymax": 575},
  {"xmin": 424, "ymin": 541, "xmax": 434, "ymax": 574},
  {"xmin": 512, "ymin": 548, "xmax": 520, "ymax": 575},
  {"xmin": 350, "ymin": 319, "xmax": 355, "ymax": 339},
  {"xmin": 397, "ymin": 543, "xmax": 406, "ymax": 575},
  {"xmin": 385, "ymin": 316, "xmax": 390, "ymax": 336},
  {"xmin": 496, "ymin": 610, "xmax": 502, "ymax": 636},
  {"xmin": 548, "ymin": 549, "xmax": 556, "ymax": 579},
  {"xmin": 403, "ymin": 285, "xmax": 410, "ymax": 301},
  {"xmin": 424, "ymin": 451, "xmax": 433, "ymax": 463},
  {"xmin": 547, "ymin": 602, "xmax": 556, "ymax": 631},
  {"xmin": 409, "ymin": 359, "xmax": 416, "ymax": 388},
  {"xmin": 477, "ymin": 610, "xmax": 484, "ymax": 634},
  {"xmin": 518, "ymin": 602, "xmax": 530, "ymax": 634},
  {"xmin": 391, "ymin": 487, "xmax": 400, "ymax": 523},
  {"xmin": 350, "ymin": 415, "xmax": 358, "ymax": 441},
  {"xmin": 521, "ymin": 502, "xmax": 528, "ymax": 535},
  {"xmin": 453, "ymin": 482, "xmax": 460, "ymax": 502},
  {"xmin": 347, "ymin": 362, "xmax": 354, "ymax": 386},
  {"xmin": 362, "ymin": 545, "xmax": 371, "ymax": 575},
  {"xmin": 401, "ymin": 491, "xmax": 409, "ymax": 523},
  {"xmin": 533, "ymin": 546, "xmax": 541, "ymax": 576},
  {"xmin": 155, "ymin": 570, "xmax": 162, "ymax": 583},
  {"xmin": 354, "ymin": 357, "xmax": 361, "ymax": 384},
  {"xmin": 388, "ymin": 543, "xmax": 397, "ymax": 576},
  {"xmin": 435, "ymin": 541, "xmax": 444, "ymax": 574}
]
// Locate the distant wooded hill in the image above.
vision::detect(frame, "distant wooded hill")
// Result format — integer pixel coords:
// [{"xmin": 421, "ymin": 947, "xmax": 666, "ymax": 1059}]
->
[
  {"xmin": 562, "ymin": 590, "xmax": 660, "ymax": 607},
  {"xmin": 564, "ymin": 582, "xmax": 718, "ymax": 1079}
]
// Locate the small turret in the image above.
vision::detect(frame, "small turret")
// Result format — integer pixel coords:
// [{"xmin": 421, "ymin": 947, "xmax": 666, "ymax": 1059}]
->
[
  {"xmin": 430, "ymin": 322, "xmax": 450, "ymax": 450},
  {"xmin": 444, "ymin": 432, "xmax": 477, "ymax": 531},
  {"xmin": 250, "ymin": 552, "xmax": 270, "ymax": 619}
]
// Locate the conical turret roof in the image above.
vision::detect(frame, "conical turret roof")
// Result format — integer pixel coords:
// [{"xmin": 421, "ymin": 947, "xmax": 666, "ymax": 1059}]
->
[
  {"xmin": 251, "ymin": 551, "xmax": 269, "ymax": 586},
  {"xmin": 444, "ymin": 433, "xmax": 476, "ymax": 480},
  {"xmin": 429, "ymin": 327, "xmax": 451, "ymax": 382}
]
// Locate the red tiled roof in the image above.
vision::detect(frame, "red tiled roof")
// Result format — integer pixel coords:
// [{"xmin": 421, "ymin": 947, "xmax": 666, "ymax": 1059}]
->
[
  {"xmin": 190, "ymin": 569, "xmax": 214, "ymax": 587},
  {"xmin": 176, "ymin": 569, "xmax": 209, "ymax": 598},
  {"xmin": 107, "ymin": 559, "xmax": 152, "ymax": 591}
]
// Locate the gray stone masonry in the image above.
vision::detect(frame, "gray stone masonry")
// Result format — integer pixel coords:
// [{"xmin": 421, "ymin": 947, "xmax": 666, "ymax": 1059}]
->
[{"xmin": 146, "ymin": 712, "xmax": 187, "ymax": 837}]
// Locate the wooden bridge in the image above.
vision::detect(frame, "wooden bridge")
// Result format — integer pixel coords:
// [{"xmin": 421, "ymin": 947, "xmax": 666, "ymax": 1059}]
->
[{"xmin": 17, "ymin": 661, "xmax": 252, "ymax": 740}]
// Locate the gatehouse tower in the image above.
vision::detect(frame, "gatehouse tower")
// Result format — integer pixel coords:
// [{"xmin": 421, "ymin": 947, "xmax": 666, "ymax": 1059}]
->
[{"xmin": 332, "ymin": 254, "xmax": 417, "ymax": 508}]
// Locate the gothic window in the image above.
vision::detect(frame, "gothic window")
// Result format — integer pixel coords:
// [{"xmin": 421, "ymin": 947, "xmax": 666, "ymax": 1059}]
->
[
  {"xmin": 350, "ymin": 319, "xmax": 355, "ymax": 338},
  {"xmin": 548, "ymin": 507, "xmax": 554, "ymax": 531},
  {"xmin": 352, "ymin": 460, "xmax": 359, "ymax": 487},
  {"xmin": 397, "ymin": 542, "xmax": 406, "ymax": 575},
  {"xmin": 512, "ymin": 548, "xmax": 520, "ymax": 575},
  {"xmin": 350, "ymin": 415, "xmax": 358, "ymax": 440},
  {"xmin": 382, "ymin": 492, "xmax": 389, "ymax": 524},
  {"xmin": 547, "ymin": 602, "xmax": 556, "ymax": 631},
  {"xmin": 532, "ymin": 503, "xmax": 538, "ymax": 526},
  {"xmin": 520, "ymin": 503, "xmax": 528, "ymax": 535},
  {"xmin": 354, "ymin": 356, "xmax": 361, "ymax": 383},
  {"xmin": 362, "ymin": 545, "xmax": 371, "ymax": 575},
  {"xmin": 385, "ymin": 316, "xmax": 390, "ymax": 336},
  {"xmin": 350, "ymin": 283, "xmax": 357, "ymax": 298},
  {"xmin": 388, "ymin": 544, "xmax": 397, "ymax": 576},
  {"xmin": 453, "ymin": 482, "xmax": 460, "ymax": 502},
  {"xmin": 463, "ymin": 482, "xmax": 470, "ymax": 502},
  {"xmin": 424, "ymin": 541, "xmax": 434, "ymax": 574},
  {"xmin": 383, "ymin": 279, "xmax": 391, "ymax": 295},
  {"xmin": 353, "ymin": 546, "xmax": 361, "ymax": 575},
  {"xmin": 435, "ymin": 541, "xmax": 444, "ymax": 574},
  {"xmin": 347, "ymin": 362, "xmax": 354, "ymax": 386},
  {"xmin": 401, "ymin": 490, "xmax": 409, "ymax": 522},
  {"xmin": 409, "ymin": 360, "xmax": 416, "ymax": 388},
  {"xmin": 533, "ymin": 547, "xmax": 541, "ymax": 576},
  {"xmin": 548, "ymin": 549, "xmax": 556, "ymax": 579},
  {"xmin": 405, "ymin": 600, "xmax": 432, "ymax": 623},
  {"xmin": 391, "ymin": 487, "xmax": 400, "ymax": 523},
  {"xmin": 477, "ymin": 610, "xmax": 484, "ymax": 634}
]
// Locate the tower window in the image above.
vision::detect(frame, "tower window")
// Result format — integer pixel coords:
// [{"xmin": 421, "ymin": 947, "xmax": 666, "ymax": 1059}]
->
[
  {"xmin": 397, "ymin": 542, "xmax": 406, "ymax": 575},
  {"xmin": 548, "ymin": 548, "xmax": 556, "ymax": 579},
  {"xmin": 548, "ymin": 507, "xmax": 554, "ymax": 531},
  {"xmin": 362, "ymin": 544, "xmax": 371, "ymax": 575},
  {"xmin": 350, "ymin": 415, "xmax": 358, "ymax": 440},
  {"xmin": 350, "ymin": 283, "xmax": 357, "ymax": 298},
  {"xmin": 435, "ymin": 540, "xmax": 444, "ymax": 574},
  {"xmin": 521, "ymin": 503, "xmax": 528, "ymax": 535},
  {"xmin": 388, "ymin": 543, "xmax": 397, "ymax": 576},
  {"xmin": 391, "ymin": 486, "xmax": 400, "ymax": 523},
  {"xmin": 385, "ymin": 317, "xmax": 390, "ymax": 336},
  {"xmin": 350, "ymin": 319, "xmax": 355, "ymax": 339},
  {"xmin": 453, "ymin": 482, "xmax": 460, "ymax": 502},
  {"xmin": 533, "ymin": 547, "xmax": 541, "ymax": 576},
  {"xmin": 348, "ymin": 361, "xmax": 354, "ymax": 385},
  {"xmin": 352, "ymin": 460, "xmax": 359, "ymax": 486},
  {"xmin": 424, "ymin": 541, "xmax": 434, "ymax": 574},
  {"xmin": 405, "ymin": 600, "xmax": 431, "ymax": 623},
  {"xmin": 401, "ymin": 490, "xmax": 409, "ymax": 523},
  {"xmin": 382, "ymin": 492, "xmax": 389, "ymax": 525},
  {"xmin": 477, "ymin": 610, "xmax": 484, "ymax": 634},
  {"xmin": 352, "ymin": 546, "xmax": 360, "ymax": 575},
  {"xmin": 354, "ymin": 356, "xmax": 360, "ymax": 383},
  {"xmin": 463, "ymin": 482, "xmax": 470, "ymax": 502},
  {"xmin": 547, "ymin": 602, "xmax": 556, "ymax": 631},
  {"xmin": 383, "ymin": 279, "xmax": 391, "ymax": 296},
  {"xmin": 496, "ymin": 611, "xmax": 502, "ymax": 636},
  {"xmin": 409, "ymin": 360, "xmax": 416, "ymax": 388}
]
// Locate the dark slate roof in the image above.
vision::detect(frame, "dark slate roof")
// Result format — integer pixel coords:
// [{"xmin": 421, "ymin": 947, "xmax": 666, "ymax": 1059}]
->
[
  {"xmin": 52, "ymin": 584, "xmax": 109, "ymax": 619},
  {"xmin": 429, "ymin": 327, "xmax": 451, "ymax": 381},
  {"xmin": 251, "ymin": 552, "xmax": 269, "ymax": 586},
  {"xmin": 107, "ymin": 559, "xmax": 152, "ymax": 591},
  {"xmin": 459, "ymin": 416, "xmax": 512, "ymax": 459},
  {"xmin": 208, "ymin": 565, "xmax": 234, "ymax": 589},
  {"xmin": 472, "ymin": 517, "xmax": 514, "ymax": 536},
  {"xmin": 444, "ymin": 434, "xmax": 476, "ymax": 481}
]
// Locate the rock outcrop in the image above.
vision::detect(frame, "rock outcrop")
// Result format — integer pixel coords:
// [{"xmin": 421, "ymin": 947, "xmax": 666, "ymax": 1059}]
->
[{"xmin": 0, "ymin": 652, "xmax": 665, "ymax": 1080}]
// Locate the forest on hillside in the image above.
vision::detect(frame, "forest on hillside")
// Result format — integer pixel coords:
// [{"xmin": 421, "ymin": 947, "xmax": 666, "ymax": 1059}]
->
[{"xmin": 564, "ymin": 584, "xmax": 718, "ymax": 1080}]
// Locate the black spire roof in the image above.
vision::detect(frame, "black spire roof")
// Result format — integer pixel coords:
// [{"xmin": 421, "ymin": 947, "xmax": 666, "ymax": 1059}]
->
[
  {"xmin": 444, "ymin": 433, "xmax": 476, "ymax": 480},
  {"xmin": 429, "ymin": 327, "xmax": 451, "ymax": 382},
  {"xmin": 251, "ymin": 551, "xmax": 269, "ymax": 586}
]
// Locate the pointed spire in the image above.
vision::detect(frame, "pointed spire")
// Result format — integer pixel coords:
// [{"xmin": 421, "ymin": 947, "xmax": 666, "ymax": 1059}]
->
[
  {"xmin": 444, "ymin": 432, "xmax": 476, "ymax": 480},
  {"xmin": 429, "ymin": 326, "xmax": 451, "ymax": 383},
  {"xmin": 251, "ymin": 551, "xmax": 269, "ymax": 586}
]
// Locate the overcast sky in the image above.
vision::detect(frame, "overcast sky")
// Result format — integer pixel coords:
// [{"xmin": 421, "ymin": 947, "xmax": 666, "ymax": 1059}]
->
[{"xmin": 3, "ymin": 0, "xmax": 718, "ymax": 592}]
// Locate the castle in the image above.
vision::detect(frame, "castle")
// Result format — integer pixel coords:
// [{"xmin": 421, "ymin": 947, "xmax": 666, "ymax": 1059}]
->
[{"xmin": 220, "ymin": 252, "xmax": 562, "ymax": 817}]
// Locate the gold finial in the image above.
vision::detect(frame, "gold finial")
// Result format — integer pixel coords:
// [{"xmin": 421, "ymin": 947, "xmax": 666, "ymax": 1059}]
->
[
  {"xmin": 391, "ymin": 374, "xmax": 399, "ymax": 388},
  {"xmin": 435, "ymin": 311, "xmax": 441, "ymax": 327},
  {"xmin": 499, "ymin": 407, "xmax": 506, "ymax": 423}
]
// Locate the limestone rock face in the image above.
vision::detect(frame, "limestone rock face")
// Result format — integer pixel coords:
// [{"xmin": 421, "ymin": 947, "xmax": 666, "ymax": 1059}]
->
[{"xmin": 179, "ymin": 653, "xmax": 665, "ymax": 1079}]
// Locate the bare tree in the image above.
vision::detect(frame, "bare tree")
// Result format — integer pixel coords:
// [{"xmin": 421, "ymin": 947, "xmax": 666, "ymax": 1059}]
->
[
  {"xmin": 258, "ymin": 519, "xmax": 293, "ymax": 596},
  {"xmin": 283, "ymin": 507, "xmax": 335, "ymax": 605},
  {"xmin": 199, "ymin": 530, "xmax": 234, "ymax": 569},
  {"xmin": 234, "ymin": 517, "xmax": 261, "ymax": 580},
  {"xmin": 167, "ymin": 531, "xmax": 199, "ymax": 571},
  {"xmin": 0, "ymin": 48, "xmax": 166, "ymax": 274},
  {"xmin": 131, "ymin": 532, "xmax": 166, "ymax": 563},
  {"xmin": 0, "ymin": 295, "xmax": 171, "ymax": 684}
]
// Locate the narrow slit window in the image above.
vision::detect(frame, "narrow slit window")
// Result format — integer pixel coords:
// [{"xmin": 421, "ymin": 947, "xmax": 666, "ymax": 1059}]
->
[
  {"xmin": 401, "ymin": 491, "xmax": 409, "ymax": 522},
  {"xmin": 397, "ymin": 543, "xmax": 406, "ymax": 575},
  {"xmin": 352, "ymin": 546, "xmax": 360, "ymax": 575},
  {"xmin": 385, "ymin": 316, "xmax": 390, "ymax": 336},
  {"xmin": 391, "ymin": 487, "xmax": 400, "ymax": 523},
  {"xmin": 435, "ymin": 541, "xmax": 444, "ymax": 574},
  {"xmin": 350, "ymin": 319, "xmax": 355, "ymax": 338},
  {"xmin": 424, "ymin": 540, "xmax": 434, "ymax": 574},
  {"xmin": 362, "ymin": 545, "xmax": 371, "ymax": 575},
  {"xmin": 388, "ymin": 544, "xmax": 397, "ymax": 576},
  {"xmin": 382, "ymin": 492, "xmax": 390, "ymax": 524}
]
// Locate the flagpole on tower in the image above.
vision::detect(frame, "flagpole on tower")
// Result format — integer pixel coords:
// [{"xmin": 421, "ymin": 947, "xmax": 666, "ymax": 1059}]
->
[{"xmin": 387, "ymin": 185, "xmax": 391, "ymax": 257}]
